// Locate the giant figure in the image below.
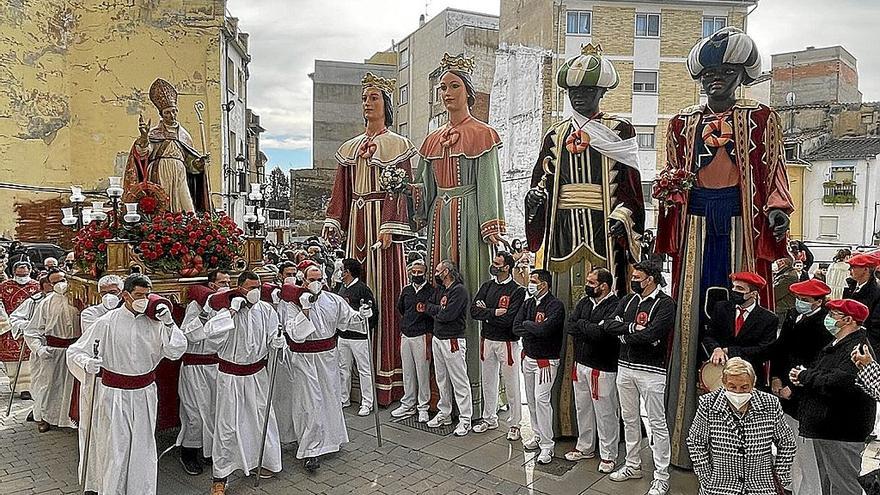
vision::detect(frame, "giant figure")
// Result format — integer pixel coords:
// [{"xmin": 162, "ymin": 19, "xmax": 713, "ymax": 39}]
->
[
  {"xmin": 655, "ymin": 27, "xmax": 793, "ymax": 468},
  {"xmin": 524, "ymin": 44, "xmax": 644, "ymax": 436},
  {"xmin": 412, "ymin": 53, "xmax": 507, "ymax": 410},
  {"xmin": 323, "ymin": 72, "xmax": 416, "ymax": 404}
]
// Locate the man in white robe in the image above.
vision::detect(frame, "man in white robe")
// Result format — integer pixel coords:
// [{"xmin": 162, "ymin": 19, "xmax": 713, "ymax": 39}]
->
[
  {"xmin": 286, "ymin": 265, "xmax": 371, "ymax": 473},
  {"xmin": 24, "ymin": 268, "xmax": 80, "ymax": 431},
  {"xmin": 8, "ymin": 275, "xmax": 51, "ymax": 421},
  {"xmin": 202, "ymin": 271, "xmax": 285, "ymax": 495},
  {"xmin": 67, "ymin": 273, "xmax": 186, "ymax": 495},
  {"xmin": 274, "ymin": 281, "xmax": 305, "ymax": 445}
]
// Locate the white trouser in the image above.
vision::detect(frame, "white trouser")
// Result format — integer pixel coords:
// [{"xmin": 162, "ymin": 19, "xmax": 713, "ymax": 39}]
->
[
  {"xmin": 338, "ymin": 337, "xmax": 373, "ymax": 409},
  {"xmin": 784, "ymin": 413, "xmax": 822, "ymax": 495},
  {"xmin": 480, "ymin": 338, "xmax": 522, "ymax": 427},
  {"xmin": 432, "ymin": 337, "xmax": 472, "ymax": 422},
  {"xmin": 522, "ymin": 356, "xmax": 559, "ymax": 451},
  {"xmin": 616, "ymin": 366, "xmax": 670, "ymax": 482},
  {"xmin": 572, "ymin": 362, "xmax": 620, "ymax": 461},
  {"xmin": 400, "ymin": 334, "xmax": 432, "ymax": 412}
]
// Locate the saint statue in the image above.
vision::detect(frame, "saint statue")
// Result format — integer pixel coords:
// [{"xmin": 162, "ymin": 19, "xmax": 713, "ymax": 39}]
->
[
  {"xmin": 524, "ymin": 43, "xmax": 644, "ymax": 436},
  {"xmin": 124, "ymin": 78, "xmax": 211, "ymax": 213},
  {"xmin": 412, "ymin": 53, "xmax": 507, "ymax": 409},
  {"xmin": 323, "ymin": 72, "xmax": 416, "ymax": 405},
  {"xmin": 655, "ymin": 27, "xmax": 793, "ymax": 468}
]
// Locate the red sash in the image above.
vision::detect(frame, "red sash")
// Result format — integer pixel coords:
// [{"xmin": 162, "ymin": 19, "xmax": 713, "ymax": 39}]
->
[
  {"xmin": 45, "ymin": 336, "xmax": 78, "ymax": 348},
  {"xmin": 287, "ymin": 335, "xmax": 337, "ymax": 353},
  {"xmin": 182, "ymin": 353, "xmax": 220, "ymax": 366},
  {"xmin": 217, "ymin": 358, "xmax": 267, "ymax": 376},
  {"xmin": 101, "ymin": 369, "xmax": 156, "ymax": 390},
  {"xmin": 425, "ymin": 334, "xmax": 432, "ymax": 361}
]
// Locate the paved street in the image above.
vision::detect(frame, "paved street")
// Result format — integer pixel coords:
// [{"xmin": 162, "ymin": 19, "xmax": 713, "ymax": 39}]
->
[{"xmin": 0, "ymin": 368, "xmax": 702, "ymax": 495}]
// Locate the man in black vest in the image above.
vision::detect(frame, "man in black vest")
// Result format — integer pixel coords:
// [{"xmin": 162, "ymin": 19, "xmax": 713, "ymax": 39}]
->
[
  {"xmin": 337, "ymin": 258, "xmax": 378, "ymax": 417},
  {"xmin": 843, "ymin": 252, "xmax": 880, "ymax": 348},
  {"xmin": 704, "ymin": 271, "xmax": 778, "ymax": 388},
  {"xmin": 392, "ymin": 259, "xmax": 435, "ymax": 423}
]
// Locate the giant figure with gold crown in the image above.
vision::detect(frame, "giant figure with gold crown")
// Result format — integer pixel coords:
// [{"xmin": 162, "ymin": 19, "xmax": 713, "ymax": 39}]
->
[
  {"xmin": 524, "ymin": 43, "xmax": 644, "ymax": 436},
  {"xmin": 655, "ymin": 27, "xmax": 793, "ymax": 468},
  {"xmin": 323, "ymin": 72, "xmax": 416, "ymax": 405},
  {"xmin": 412, "ymin": 53, "xmax": 507, "ymax": 410},
  {"xmin": 124, "ymin": 78, "xmax": 212, "ymax": 213}
]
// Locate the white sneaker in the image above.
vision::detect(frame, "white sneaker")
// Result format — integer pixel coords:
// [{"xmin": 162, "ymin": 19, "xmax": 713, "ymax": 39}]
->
[
  {"xmin": 609, "ymin": 465, "xmax": 643, "ymax": 482},
  {"xmin": 506, "ymin": 427, "xmax": 521, "ymax": 441},
  {"xmin": 391, "ymin": 404, "xmax": 415, "ymax": 418},
  {"xmin": 647, "ymin": 479, "xmax": 670, "ymax": 495},
  {"xmin": 522, "ymin": 437, "xmax": 539, "ymax": 450},
  {"xmin": 454, "ymin": 421, "xmax": 471, "ymax": 436},
  {"xmin": 426, "ymin": 414, "xmax": 452, "ymax": 428},
  {"xmin": 598, "ymin": 460, "xmax": 615, "ymax": 474},
  {"xmin": 417, "ymin": 411, "xmax": 429, "ymax": 423},
  {"xmin": 536, "ymin": 448, "xmax": 553, "ymax": 464},
  {"xmin": 357, "ymin": 405, "xmax": 372, "ymax": 417},
  {"xmin": 472, "ymin": 420, "xmax": 498, "ymax": 433},
  {"xmin": 564, "ymin": 449, "xmax": 596, "ymax": 461}
]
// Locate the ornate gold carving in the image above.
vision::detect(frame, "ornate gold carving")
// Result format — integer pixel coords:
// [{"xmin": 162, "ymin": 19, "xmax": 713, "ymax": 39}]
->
[
  {"xmin": 361, "ymin": 72, "xmax": 396, "ymax": 95},
  {"xmin": 440, "ymin": 52, "xmax": 475, "ymax": 74}
]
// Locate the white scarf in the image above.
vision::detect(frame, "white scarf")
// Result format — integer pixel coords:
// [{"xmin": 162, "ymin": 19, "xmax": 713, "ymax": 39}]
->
[{"xmin": 571, "ymin": 110, "xmax": 640, "ymax": 169}]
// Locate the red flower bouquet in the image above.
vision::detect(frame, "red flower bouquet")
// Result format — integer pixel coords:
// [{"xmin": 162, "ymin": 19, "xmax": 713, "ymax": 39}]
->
[
  {"xmin": 132, "ymin": 212, "xmax": 244, "ymax": 275},
  {"xmin": 652, "ymin": 167, "xmax": 696, "ymax": 211},
  {"xmin": 123, "ymin": 181, "xmax": 170, "ymax": 215},
  {"xmin": 73, "ymin": 222, "xmax": 113, "ymax": 276}
]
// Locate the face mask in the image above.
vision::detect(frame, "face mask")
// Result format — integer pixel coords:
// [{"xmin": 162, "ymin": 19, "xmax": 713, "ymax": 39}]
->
[
  {"xmin": 434, "ymin": 273, "xmax": 445, "ymax": 285},
  {"xmin": 283, "ymin": 276, "xmax": 297, "ymax": 285},
  {"xmin": 630, "ymin": 280, "xmax": 644, "ymax": 296},
  {"xmin": 131, "ymin": 298, "xmax": 148, "ymax": 314},
  {"xmin": 53, "ymin": 282, "xmax": 68, "ymax": 295},
  {"xmin": 724, "ymin": 390, "xmax": 752, "ymax": 409},
  {"xmin": 308, "ymin": 280, "xmax": 323, "ymax": 295},
  {"xmin": 795, "ymin": 299, "xmax": 814, "ymax": 315},
  {"xmin": 102, "ymin": 293, "xmax": 120, "ymax": 310},
  {"xmin": 584, "ymin": 286, "xmax": 597, "ymax": 299},
  {"xmin": 246, "ymin": 288, "xmax": 261, "ymax": 305},
  {"xmin": 489, "ymin": 265, "xmax": 501, "ymax": 277},
  {"xmin": 411, "ymin": 274, "xmax": 425, "ymax": 285},
  {"xmin": 13, "ymin": 276, "xmax": 30, "ymax": 285},
  {"xmin": 824, "ymin": 315, "xmax": 841, "ymax": 336},
  {"xmin": 730, "ymin": 291, "xmax": 747, "ymax": 306},
  {"xmin": 527, "ymin": 283, "xmax": 538, "ymax": 296}
]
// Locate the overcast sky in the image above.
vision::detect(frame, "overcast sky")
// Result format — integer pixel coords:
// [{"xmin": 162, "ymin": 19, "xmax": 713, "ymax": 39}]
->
[{"xmin": 226, "ymin": 0, "xmax": 880, "ymax": 171}]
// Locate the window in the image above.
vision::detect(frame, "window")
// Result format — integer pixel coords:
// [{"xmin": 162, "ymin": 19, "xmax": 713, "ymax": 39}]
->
[
  {"xmin": 399, "ymin": 84, "xmax": 408, "ymax": 105},
  {"xmin": 566, "ymin": 11, "xmax": 592, "ymax": 35},
  {"xmin": 238, "ymin": 68, "xmax": 245, "ymax": 100},
  {"xmin": 784, "ymin": 144, "xmax": 798, "ymax": 161},
  {"xmin": 226, "ymin": 58, "xmax": 235, "ymax": 94},
  {"xmin": 433, "ymin": 84, "xmax": 442, "ymax": 104},
  {"xmin": 398, "ymin": 122, "xmax": 408, "ymax": 137},
  {"xmin": 635, "ymin": 13, "xmax": 660, "ymax": 37},
  {"xmin": 830, "ymin": 165, "xmax": 855, "ymax": 183},
  {"xmin": 399, "ymin": 47, "xmax": 409, "ymax": 68},
  {"xmin": 702, "ymin": 16, "xmax": 727, "ymax": 37},
  {"xmin": 818, "ymin": 216, "xmax": 839, "ymax": 238},
  {"xmin": 637, "ymin": 130, "xmax": 656, "ymax": 149},
  {"xmin": 633, "ymin": 71, "xmax": 658, "ymax": 93},
  {"xmin": 862, "ymin": 113, "xmax": 874, "ymax": 124}
]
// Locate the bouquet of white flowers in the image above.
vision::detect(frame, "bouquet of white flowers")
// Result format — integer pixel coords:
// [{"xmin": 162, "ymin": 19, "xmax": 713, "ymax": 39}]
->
[{"xmin": 378, "ymin": 165, "xmax": 409, "ymax": 195}]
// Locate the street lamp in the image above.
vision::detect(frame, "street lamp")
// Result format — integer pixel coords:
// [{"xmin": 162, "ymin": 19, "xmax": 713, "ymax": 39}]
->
[{"xmin": 60, "ymin": 177, "xmax": 142, "ymax": 235}]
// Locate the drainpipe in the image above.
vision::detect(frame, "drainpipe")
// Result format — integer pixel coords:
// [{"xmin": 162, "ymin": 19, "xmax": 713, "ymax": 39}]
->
[{"xmin": 864, "ymin": 156, "xmax": 875, "ymax": 245}]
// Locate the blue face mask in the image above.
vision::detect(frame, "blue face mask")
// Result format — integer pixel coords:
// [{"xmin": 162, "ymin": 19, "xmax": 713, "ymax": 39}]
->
[
  {"xmin": 824, "ymin": 315, "xmax": 840, "ymax": 336},
  {"xmin": 795, "ymin": 299, "xmax": 814, "ymax": 315}
]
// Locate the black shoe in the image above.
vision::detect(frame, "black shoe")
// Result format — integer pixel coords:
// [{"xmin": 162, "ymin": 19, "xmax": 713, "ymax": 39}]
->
[
  {"xmin": 85, "ymin": 492, "xmax": 98, "ymax": 495},
  {"xmin": 180, "ymin": 448, "xmax": 203, "ymax": 476},
  {"xmin": 26, "ymin": 410, "xmax": 34, "ymax": 422},
  {"xmin": 304, "ymin": 457, "xmax": 320, "ymax": 473},
  {"xmin": 201, "ymin": 456, "xmax": 213, "ymax": 466},
  {"xmin": 19, "ymin": 391, "xmax": 32, "ymax": 401}
]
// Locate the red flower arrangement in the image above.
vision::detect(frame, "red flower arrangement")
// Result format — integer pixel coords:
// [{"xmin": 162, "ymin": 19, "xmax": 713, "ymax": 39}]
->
[
  {"xmin": 123, "ymin": 181, "xmax": 170, "ymax": 215},
  {"xmin": 133, "ymin": 211, "xmax": 244, "ymax": 275},
  {"xmin": 72, "ymin": 222, "xmax": 113, "ymax": 276},
  {"xmin": 652, "ymin": 167, "xmax": 697, "ymax": 211}
]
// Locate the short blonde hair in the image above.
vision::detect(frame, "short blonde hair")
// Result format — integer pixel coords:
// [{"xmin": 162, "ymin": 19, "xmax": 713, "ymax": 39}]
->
[{"xmin": 722, "ymin": 357, "xmax": 756, "ymax": 385}]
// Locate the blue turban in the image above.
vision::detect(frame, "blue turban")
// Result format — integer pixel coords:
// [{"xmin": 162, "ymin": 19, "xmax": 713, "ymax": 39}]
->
[{"xmin": 687, "ymin": 27, "xmax": 762, "ymax": 85}]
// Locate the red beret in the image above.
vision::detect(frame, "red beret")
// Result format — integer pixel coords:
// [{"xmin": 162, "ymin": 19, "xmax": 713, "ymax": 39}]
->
[
  {"xmin": 730, "ymin": 271, "xmax": 767, "ymax": 289},
  {"xmin": 261, "ymin": 283, "xmax": 280, "ymax": 304},
  {"xmin": 145, "ymin": 294, "xmax": 174, "ymax": 322},
  {"xmin": 297, "ymin": 260, "xmax": 317, "ymax": 272},
  {"xmin": 826, "ymin": 299, "xmax": 870, "ymax": 323},
  {"xmin": 789, "ymin": 279, "xmax": 831, "ymax": 298},
  {"xmin": 186, "ymin": 285, "xmax": 215, "ymax": 308},
  {"xmin": 849, "ymin": 253, "xmax": 880, "ymax": 268}
]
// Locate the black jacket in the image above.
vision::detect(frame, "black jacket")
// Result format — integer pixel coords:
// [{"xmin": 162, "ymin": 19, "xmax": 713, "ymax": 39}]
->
[
  {"xmin": 769, "ymin": 308, "xmax": 833, "ymax": 417},
  {"xmin": 470, "ymin": 277, "xmax": 526, "ymax": 342},
  {"xmin": 844, "ymin": 278, "xmax": 880, "ymax": 348},
  {"xmin": 565, "ymin": 294, "xmax": 620, "ymax": 372},
  {"xmin": 797, "ymin": 329, "xmax": 876, "ymax": 442},
  {"xmin": 425, "ymin": 281, "xmax": 469, "ymax": 340},
  {"xmin": 603, "ymin": 290, "xmax": 675, "ymax": 374},
  {"xmin": 703, "ymin": 301, "xmax": 778, "ymax": 386},
  {"xmin": 396, "ymin": 283, "xmax": 436, "ymax": 338},
  {"xmin": 513, "ymin": 293, "xmax": 565, "ymax": 360},
  {"xmin": 337, "ymin": 279, "xmax": 378, "ymax": 340}
]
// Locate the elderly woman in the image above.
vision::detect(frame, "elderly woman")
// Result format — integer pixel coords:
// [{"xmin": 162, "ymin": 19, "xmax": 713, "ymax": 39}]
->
[{"xmin": 688, "ymin": 358, "xmax": 796, "ymax": 495}]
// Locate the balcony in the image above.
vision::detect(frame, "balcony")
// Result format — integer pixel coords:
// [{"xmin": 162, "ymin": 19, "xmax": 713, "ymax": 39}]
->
[{"xmin": 823, "ymin": 181, "xmax": 857, "ymax": 205}]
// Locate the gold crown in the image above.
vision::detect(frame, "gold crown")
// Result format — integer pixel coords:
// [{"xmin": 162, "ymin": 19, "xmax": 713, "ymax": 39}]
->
[
  {"xmin": 149, "ymin": 78, "xmax": 178, "ymax": 111},
  {"xmin": 362, "ymin": 72, "xmax": 396, "ymax": 95},
  {"xmin": 440, "ymin": 52, "xmax": 475, "ymax": 75},
  {"xmin": 581, "ymin": 43, "xmax": 603, "ymax": 57}
]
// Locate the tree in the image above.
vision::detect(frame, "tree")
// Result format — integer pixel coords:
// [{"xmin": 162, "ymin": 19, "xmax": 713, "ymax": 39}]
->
[{"xmin": 266, "ymin": 166, "xmax": 291, "ymax": 216}]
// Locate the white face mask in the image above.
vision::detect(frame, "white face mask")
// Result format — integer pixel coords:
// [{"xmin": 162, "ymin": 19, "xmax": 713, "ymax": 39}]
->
[
  {"xmin": 308, "ymin": 280, "xmax": 323, "ymax": 295},
  {"xmin": 53, "ymin": 281, "xmax": 68, "ymax": 295},
  {"xmin": 13, "ymin": 276, "xmax": 30, "ymax": 285},
  {"xmin": 526, "ymin": 283, "xmax": 538, "ymax": 296},
  {"xmin": 724, "ymin": 390, "xmax": 752, "ymax": 409},
  {"xmin": 102, "ymin": 293, "xmax": 120, "ymax": 310},
  {"xmin": 283, "ymin": 276, "xmax": 297, "ymax": 285},
  {"xmin": 131, "ymin": 298, "xmax": 148, "ymax": 314},
  {"xmin": 246, "ymin": 288, "xmax": 261, "ymax": 305}
]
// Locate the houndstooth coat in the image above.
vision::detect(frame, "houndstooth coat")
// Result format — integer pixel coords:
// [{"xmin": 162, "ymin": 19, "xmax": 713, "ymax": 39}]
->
[{"xmin": 687, "ymin": 388, "xmax": 796, "ymax": 495}]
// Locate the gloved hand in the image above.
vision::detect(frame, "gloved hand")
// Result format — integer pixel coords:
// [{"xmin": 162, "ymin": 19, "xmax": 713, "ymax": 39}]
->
[
  {"xmin": 359, "ymin": 306, "xmax": 373, "ymax": 319},
  {"xmin": 299, "ymin": 292, "xmax": 312, "ymax": 310},
  {"xmin": 271, "ymin": 289, "xmax": 281, "ymax": 305},
  {"xmin": 156, "ymin": 305, "xmax": 173, "ymax": 325},
  {"xmin": 270, "ymin": 334, "xmax": 286, "ymax": 349},
  {"xmin": 83, "ymin": 357, "xmax": 102, "ymax": 375},
  {"xmin": 230, "ymin": 297, "xmax": 245, "ymax": 313},
  {"xmin": 36, "ymin": 346, "xmax": 51, "ymax": 359}
]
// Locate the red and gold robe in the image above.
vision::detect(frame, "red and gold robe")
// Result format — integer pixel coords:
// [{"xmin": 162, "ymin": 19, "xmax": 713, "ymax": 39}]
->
[{"xmin": 0, "ymin": 280, "xmax": 39, "ymax": 362}]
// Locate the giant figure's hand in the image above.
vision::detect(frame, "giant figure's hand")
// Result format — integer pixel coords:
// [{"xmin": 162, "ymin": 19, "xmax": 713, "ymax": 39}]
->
[
  {"xmin": 767, "ymin": 209, "xmax": 790, "ymax": 241},
  {"xmin": 137, "ymin": 114, "xmax": 150, "ymax": 146},
  {"xmin": 322, "ymin": 225, "xmax": 341, "ymax": 245},
  {"xmin": 608, "ymin": 219, "xmax": 626, "ymax": 239},
  {"xmin": 377, "ymin": 233, "xmax": 392, "ymax": 250},
  {"xmin": 525, "ymin": 189, "xmax": 546, "ymax": 224},
  {"xmin": 486, "ymin": 234, "xmax": 503, "ymax": 246}
]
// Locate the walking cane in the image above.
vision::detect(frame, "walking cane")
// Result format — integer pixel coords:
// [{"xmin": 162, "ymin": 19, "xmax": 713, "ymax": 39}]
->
[
  {"xmin": 5, "ymin": 338, "xmax": 26, "ymax": 417},
  {"xmin": 360, "ymin": 302, "xmax": 382, "ymax": 447},
  {"xmin": 80, "ymin": 339, "xmax": 100, "ymax": 490},
  {"xmin": 254, "ymin": 324, "xmax": 284, "ymax": 487}
]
